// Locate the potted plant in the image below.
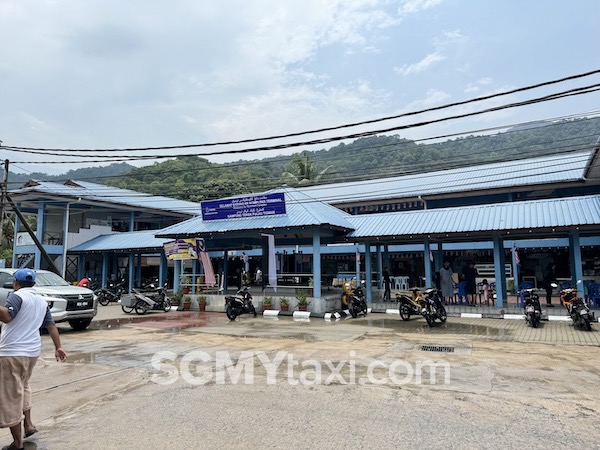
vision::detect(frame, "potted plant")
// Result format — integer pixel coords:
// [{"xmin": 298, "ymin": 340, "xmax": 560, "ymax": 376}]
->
[
  {"xmin": 181, "ymin": 275, "xmax": 191, "ymax": 294},
  {"xmin": 263, "ymin": 296, "xmax": 273, "ymax": 310},
  {"xmin": 296, "ymin": 288, "xmax": 310, "ymax": 311},
  {"xmin": 279, "ymin": 297, "xmax": 289, "ymax": 312},
  {"xmin": 182, "ymin": 295, "xmax": 192, "ymax": 311},
  {"xmin": 171, "ymin": 290, "xmax": 183, "ymax": 306},
  {"xmin": 197, "ymin": 295, "xmax": 207, "ymax": 312}
]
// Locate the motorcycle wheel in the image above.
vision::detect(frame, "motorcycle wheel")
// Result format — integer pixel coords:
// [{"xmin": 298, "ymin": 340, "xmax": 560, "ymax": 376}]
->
[
  {"xmin": 438, "ymin": 304, "xmax": 447, "ymax": 323},
  {"xmin": 349, "ymin": 304, "xmax": 358, "ymax": 318},
  {"xmin": 583, "ymin": 317, "xmax": 592, "ymax": 331},
  {"xmin": 134, "ymin": 301, "xmax": 149, "ymax": 315},
  {"xmin": 531, "ymin": 315, "xmax": 539, "ymax": 328},
  {"xmin": 399, "ymin": 304, "xmax": 411, "ymax": 321},
  {"xmin": 361, "ymin": 301, "xmax": 368, "ymax": 316},
  {"xmin": 226, "ymin": 305, "xmax": 237, "ymax": 321},
  {"xmin": 98, "ymin": 294, "xmax": 110, "ymax": 306},
  {"xmin": 121, "ymin": 305, "xmax": 134, "ymax": 314},
  {"xmin": 163, "ymin": 298, "xmax": 172, "ymax": 312},
  {"xmin": 424, "ymin": 307, "xmax": 436, "ymax": 327},
  {"xmin": 252, "ymin": 306, "xmax": 257, "ymax": 318}
]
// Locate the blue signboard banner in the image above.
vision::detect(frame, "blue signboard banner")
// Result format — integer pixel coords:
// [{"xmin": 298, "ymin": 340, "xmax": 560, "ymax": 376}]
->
[{"xmin": 201, "ymin": 192, "xmax": 286, "ymax": 221}]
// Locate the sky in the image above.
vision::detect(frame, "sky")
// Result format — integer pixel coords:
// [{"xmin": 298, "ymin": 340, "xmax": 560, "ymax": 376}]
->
[{"xmin": 1, "ymin": 0, "xmax": 599, "ymax": 175}]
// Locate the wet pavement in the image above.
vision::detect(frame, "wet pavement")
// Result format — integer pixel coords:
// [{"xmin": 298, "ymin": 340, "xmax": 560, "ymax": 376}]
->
[{"xmin": 3, "ymin": 304, "xmax": 599, "ymax": 449}]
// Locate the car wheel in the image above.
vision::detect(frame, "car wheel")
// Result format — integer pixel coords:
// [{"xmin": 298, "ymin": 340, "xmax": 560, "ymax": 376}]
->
[{"xmin": 68, "ymin": 318, "xmax": 92, "ymax": 331}]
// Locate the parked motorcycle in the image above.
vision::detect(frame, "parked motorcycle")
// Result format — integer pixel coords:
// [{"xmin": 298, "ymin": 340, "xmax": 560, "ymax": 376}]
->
[
  {"xmin": 348, "ymin": 282, "xmax": 368, "ymax": 318},
  {"xmin": 95, "ymin": 280, "xmax": 125, "ymax": 306},
  {"xmin": 397, "ymin": 288, "xmax": 446, "ymax": 327},
  {"xmin": 225, "ymin": 287, "xmax": 257, "ymax": 320},
  {"xmin": 521, "ymin": 288, "xmax": 542, "ymax": 328},
  {"xmin": 422, "ymin": 288, "xmax": 447, "ymax": 327},
  {"xmin": 129, "ymin": 284, "xmax": 171, "ymax": 315},
  {"xmin": 560, "ymin": 285, "xmax": 594, "ymax": 331}
]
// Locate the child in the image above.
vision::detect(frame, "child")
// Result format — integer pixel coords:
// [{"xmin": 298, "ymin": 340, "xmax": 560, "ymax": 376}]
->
[{"xmin": 482, "ymin": 279, "xmax": 489, "ymax": 305}]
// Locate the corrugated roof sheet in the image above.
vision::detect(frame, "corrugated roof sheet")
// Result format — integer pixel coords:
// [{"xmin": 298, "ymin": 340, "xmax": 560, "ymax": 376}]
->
[
  {"xmin": 70, "ymin": 230, "xmax": 171, "ymax": 252},
  {"xmin": 347, "ymin": 194, "xmax": 600, "ymax": 239},
  {"xmin": 297, "ymin": 151, "xmax": 591, "ymax": 204},
  {"xmin": 11, "ymin": 180, "xmax": 202, "ymax": 216},
  {"xmin": 156, "ymin": 186, "xmax": 354, "ymax": 237}
]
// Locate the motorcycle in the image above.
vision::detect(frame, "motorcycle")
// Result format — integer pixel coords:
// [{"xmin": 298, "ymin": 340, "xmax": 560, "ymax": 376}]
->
[
  {"xmin": 128, "ymin": 284, "xmax": 171, "ymax": 315},
  {"xmin": 397, "ymin": 288, "xmax": 446, "ymax": 327},
  {"xmin": 225, "ymin": 287, "xmax": 257, "ymax": 320},
  {"xmin": 95, "ymin": 280, "xmax": 125, "ymax": 306},
  {"xmin": 348, "ymin": 282, "xmax": 368, "ymax": 318},
  {"xmin": 560, "ymin": 285, "xmax": 594, "ymax": 331},
  {"xmin": 521, "ymin": 288, "xmax": 542, "ymax": 328},
  {"xmin": 421, "ymin": 288, "xmax": 447, "ymax": 327}
]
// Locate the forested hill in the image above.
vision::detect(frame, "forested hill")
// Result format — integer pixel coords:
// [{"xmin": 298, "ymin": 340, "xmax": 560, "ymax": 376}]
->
[{"xmin": 9, "ymin": 116, "xmax": 600, "ymax": 200}]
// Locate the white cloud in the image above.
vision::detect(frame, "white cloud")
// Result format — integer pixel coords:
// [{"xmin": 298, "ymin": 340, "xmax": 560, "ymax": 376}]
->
[
  {"xmin": 394, "ymin": 52, "xmax": 445, "ymax": 75},
  {"xmin": 399, "ymin": 0, "xmax": 443, "ymax": 15}
]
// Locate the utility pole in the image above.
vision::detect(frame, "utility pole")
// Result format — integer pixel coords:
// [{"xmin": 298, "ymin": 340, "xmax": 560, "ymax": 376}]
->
[{"xmin": 0, "ymin": 156, "xmax": 7, "ymax": 243}]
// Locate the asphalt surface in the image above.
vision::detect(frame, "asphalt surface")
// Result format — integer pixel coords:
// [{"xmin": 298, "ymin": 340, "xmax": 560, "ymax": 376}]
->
[{"xmin": 1, "ymin": 305, "xmax": 599, "ymax": 449}]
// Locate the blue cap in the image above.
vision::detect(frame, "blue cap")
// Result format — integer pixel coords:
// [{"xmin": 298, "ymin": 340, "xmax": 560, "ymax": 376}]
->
[{"xmin": 14, "ymin": 269, "xmax": 36, "ymax": 283}]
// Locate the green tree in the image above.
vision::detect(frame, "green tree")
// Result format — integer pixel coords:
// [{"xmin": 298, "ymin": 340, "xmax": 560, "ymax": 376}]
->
[{"xmin": 281, "ymin": 151, "xmax": 332, "ymax": 186}]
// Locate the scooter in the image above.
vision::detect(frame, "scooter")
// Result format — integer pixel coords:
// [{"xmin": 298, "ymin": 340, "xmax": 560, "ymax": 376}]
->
[
  {"xmin": 560, "ymin": 285, "xmax": 594, "ymax": 331},
  {"xmin": 225, "ymin": 287, "xmax": 257, "ymax": 320},
  {"xmin": 130, "ymin": 284, "xmax": 171, "ymax": 315},
  {"xmin": 521, "ymin": 288, "xmax": 542, "ymax": 328}
]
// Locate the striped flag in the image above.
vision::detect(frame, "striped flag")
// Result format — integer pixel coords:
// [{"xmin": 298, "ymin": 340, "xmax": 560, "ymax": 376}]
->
[{"xmin": 512, "ymin": 246, "xmax": 520, "ymax": 265}]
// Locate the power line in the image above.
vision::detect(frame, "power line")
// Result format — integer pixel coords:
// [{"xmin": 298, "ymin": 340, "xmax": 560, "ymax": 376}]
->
[{"xmin": 4, "ymin": 68, "xmax": 600, "ymax": 153}]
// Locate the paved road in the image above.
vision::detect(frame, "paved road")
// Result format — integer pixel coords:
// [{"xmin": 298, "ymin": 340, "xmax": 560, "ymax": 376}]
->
[{"xmin": 2, "ymin": 307, "xmax": 599, "ymax": 449}]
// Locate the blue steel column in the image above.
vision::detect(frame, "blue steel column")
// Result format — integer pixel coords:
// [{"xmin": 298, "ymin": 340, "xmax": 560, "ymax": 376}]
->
[
  {"xmin": 128, "ymin": 252, "xmax": 135, "ymax": 291},
  {"xmin": 568, "ymin": 231, "xmax": 584, "ymax": 297},
  {"xmin": 223, "ymin": 251, "xmax": 228, "ymax": 291},
  {"xmin": 34, "ymin": 200, "xmax": 45, "ymax": 269},
  {"xmin": 159, "ymin": 251, "xmax": 168, "ymax": 287},
  {"xmin": 512, "ymin": 244, "xmax": 520, "ymax": 293},
  {"xmin": 173, "ymin": 259, "xmax": 182, "ymax": 292},
  {"xmin": 376, "ymin": 245, "xmax": 383, "ymax": 289},
  {"xmin": 365, "ymin": 242, "xmax": 372, "ymax": 303},
  {"xmin": 383, "ymin": 244, "xmax": 390, "ymax": 273},
  {"xmin": 493, "ymin": 236, "xmax": 506, "ymax": 308},
  {"xmin": 136, "ymin": 253, "xmax": 142, "ymax": 286},
  {"xmin": 423, "ymin": 239, "xmax": 432, "ymax": 288},
  {"xmin": 312, "ymin": 232, "xmax": 321, "ymax": 299},
  {"xmin": 355, "ymin": 245, "xmax": 361, "ymax": 282},
  {"xmin": 102, "ymin": 253, "xmax": 109, "ymax": 288},
  {"xmin": 129, "ymin": 211, "xmax": 135, "ymax": 231}
]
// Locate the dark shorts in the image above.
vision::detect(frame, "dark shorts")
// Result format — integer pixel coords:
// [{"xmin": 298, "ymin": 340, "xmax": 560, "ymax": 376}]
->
[{"xmin": 466, "ymin": 284, "xmax": 477, "ymax": 295}]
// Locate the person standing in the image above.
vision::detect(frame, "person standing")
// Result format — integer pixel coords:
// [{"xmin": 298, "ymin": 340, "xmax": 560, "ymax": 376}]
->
[
  {"xmin": 382, "ymin": 267, "xmax": 391, "ymax": 302},
  {"xmin": 543, "ymin": 263, "xmax": 557, "ymax": 307},
  {"xmin": 439, "ymin": 260, "xmax": 454, "ymax": 304},
  {"xmin": 0, "ymin": 269, "xmax": 68, "ymax": 450},
  {"xmin": 462, "ymin": 260, "xmax": 479, "ymax": 306}
]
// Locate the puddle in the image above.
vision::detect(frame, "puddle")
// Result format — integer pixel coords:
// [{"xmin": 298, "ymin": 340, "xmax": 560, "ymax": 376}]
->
[{"xmin": 351, "ymin": 317, "xmax": 508, "ymax": 338}]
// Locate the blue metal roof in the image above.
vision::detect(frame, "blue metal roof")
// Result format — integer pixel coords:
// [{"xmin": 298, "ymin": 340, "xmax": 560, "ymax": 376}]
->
[
  {"xmin": 346, "ymin": 194, "xmax": 600, "ymax": 240},
  {"xmin": 156, "ymin": 186, "xmax": 354, "ymax": 238},
  {"xmin": 69, "ymin": 230, "xmax": 172, "ymax": 252},
  {"xmin": 297, "ymin": 151, "xmax": 592, "ymax": 205},
  {"xmin": 11, "ymin": 180, "xmax": 202, "ymax": 216}
]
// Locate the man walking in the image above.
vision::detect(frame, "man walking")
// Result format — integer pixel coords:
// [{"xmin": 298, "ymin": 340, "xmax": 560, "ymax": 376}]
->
[{"xmin": 0, "ymin": 269, "xmax": 68, "ymax": 450}]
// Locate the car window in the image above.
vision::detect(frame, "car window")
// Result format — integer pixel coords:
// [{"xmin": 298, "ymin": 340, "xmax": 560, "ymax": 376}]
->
[
  {"xmin": 0, "ymin": 272, "xmax": 12, "ymax": 286},
  {"xmin": 34, "ymin": 272, "xmax": 71, "ymax": 287}
]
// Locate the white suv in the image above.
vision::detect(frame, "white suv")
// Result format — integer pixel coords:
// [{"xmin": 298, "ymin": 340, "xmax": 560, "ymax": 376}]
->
[{"xmin": 0, "ymin": 269, "xmax": 97, "ymax": 331}]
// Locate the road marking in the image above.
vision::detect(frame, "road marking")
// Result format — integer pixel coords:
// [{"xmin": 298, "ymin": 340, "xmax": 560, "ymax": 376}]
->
[
  {"xmin": 503, "ymin": 314, "xmax": 524, "ymax": 320},
  {"xmin": 461, "ymin": 313, "xmax": 482, "ymax": 319},
  {"xmin": 548, "ymin": 315, "xmax": 571, "ymax": 321}
]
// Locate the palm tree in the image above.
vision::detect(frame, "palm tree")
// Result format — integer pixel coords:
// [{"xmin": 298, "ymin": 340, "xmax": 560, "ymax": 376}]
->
[{"xmin": 281, "ymin": 152, "xmax": 332, "ymax": 186}]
